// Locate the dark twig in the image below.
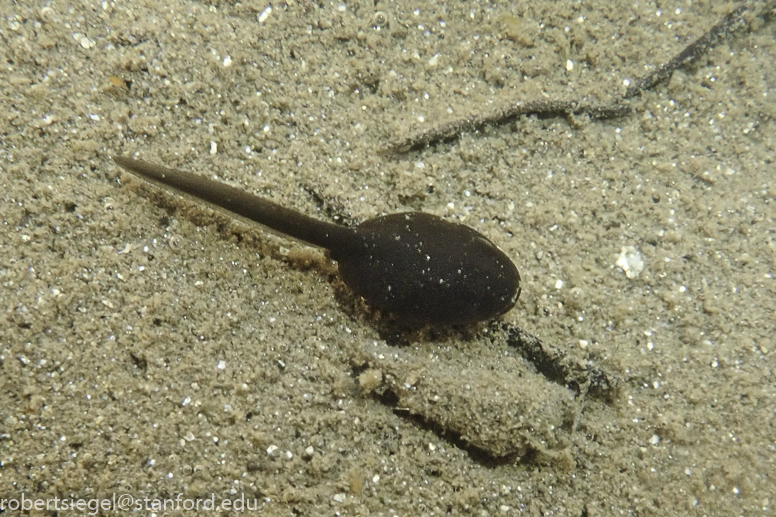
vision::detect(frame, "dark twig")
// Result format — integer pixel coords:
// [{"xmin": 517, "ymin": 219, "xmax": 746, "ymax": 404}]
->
[
  {"xmin": 384, "ymin": 2, "xmax": 769, "ymax": 153},
  {"xmin": 624, "ymin": 4, "xmax": 750, "ymax": 98},
  {"xmin": 381, "ymin": 101, "xmax": 630, "ymax": 154}
]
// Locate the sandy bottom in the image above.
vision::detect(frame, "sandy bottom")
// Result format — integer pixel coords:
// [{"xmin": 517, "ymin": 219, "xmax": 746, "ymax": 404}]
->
[{"xmin": 1, "ymin": 0, "xmax": 774, "ymax": 515}]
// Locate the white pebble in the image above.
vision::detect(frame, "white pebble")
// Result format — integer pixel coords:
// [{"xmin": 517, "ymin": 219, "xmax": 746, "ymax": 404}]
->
[{"xmin": 616, "ymin": 246, "xmax": 644, "ymax": 279}]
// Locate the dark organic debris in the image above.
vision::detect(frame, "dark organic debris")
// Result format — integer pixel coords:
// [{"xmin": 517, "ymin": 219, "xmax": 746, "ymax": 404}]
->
[
  {"xmin": 384, "ymin": 2, "xmax": 772, "ymax": 153},
  {"xmin": 488, "ymin": 321, "xmax": 620, "ymax": 404}
]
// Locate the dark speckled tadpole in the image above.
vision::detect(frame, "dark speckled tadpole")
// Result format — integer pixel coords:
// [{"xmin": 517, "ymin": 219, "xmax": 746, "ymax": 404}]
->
[{"xmin": 113, "ymin": 156, "xmax": 521, "ymax": 327}]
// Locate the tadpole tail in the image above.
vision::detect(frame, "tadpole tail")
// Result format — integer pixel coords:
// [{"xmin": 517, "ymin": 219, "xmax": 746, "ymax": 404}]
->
[{"xmin": 112, "ymin": 156, "xmax": 356, "ymax": 251}]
